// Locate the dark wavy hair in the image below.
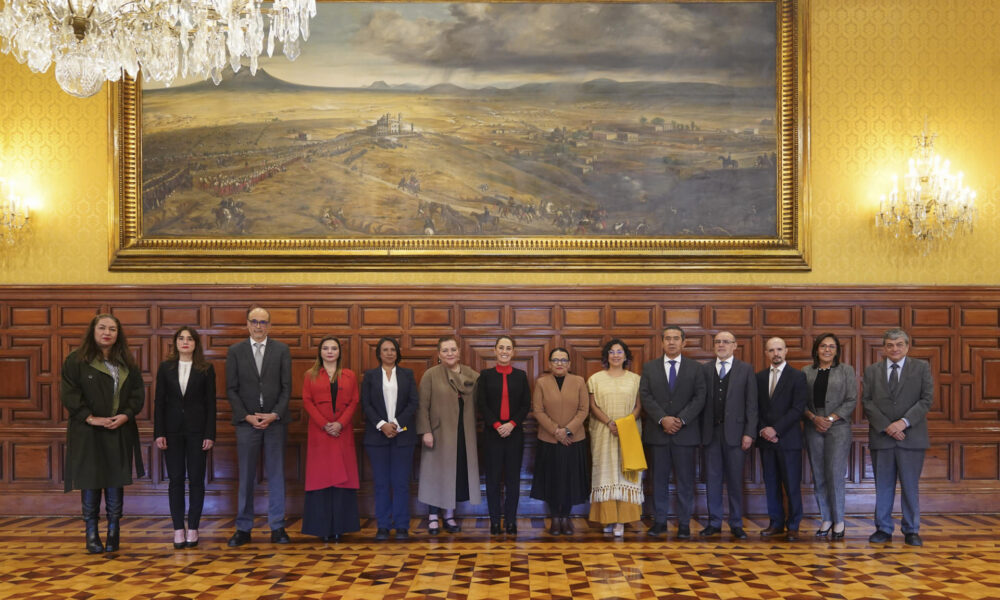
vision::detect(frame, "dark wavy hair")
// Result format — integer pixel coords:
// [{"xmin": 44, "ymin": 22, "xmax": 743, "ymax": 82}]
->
[
  {"xmin": 376, "ymin": 336, "xmax": 402, "ymax": 366},
  {"xmin": 166, "ymin": 326, "xmax": 210, "ymax": 372},
  {"xmin": 811, "ymin": 332, "xmax": 841, "ymax": 368},
  {"xmin": 601, "ymin": 338, "xmax": 633, "ymax": 369},
  {"xmin": 77, "ymin": 313, "xmax": 137, "ymax": 369}
]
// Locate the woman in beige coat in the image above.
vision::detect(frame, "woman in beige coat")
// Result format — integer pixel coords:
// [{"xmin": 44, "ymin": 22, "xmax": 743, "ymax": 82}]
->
[
  {"xmin": 530, "ymin": 347, "xmax": 590, "ymax": 535},
  {"xmin": 417, "ymin": 335, "xmax": 481, "ymax": 534}
]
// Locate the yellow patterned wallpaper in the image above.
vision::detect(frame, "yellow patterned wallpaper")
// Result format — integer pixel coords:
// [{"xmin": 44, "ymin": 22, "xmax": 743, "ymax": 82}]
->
[{"xmin": 1, "ymin": 0, "xmax": 998, "ymax": 286}]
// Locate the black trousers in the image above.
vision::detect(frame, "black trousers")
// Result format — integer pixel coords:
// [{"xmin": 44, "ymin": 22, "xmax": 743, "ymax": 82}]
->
[
  {"xmin": 482, "ymin": 428, "xmax": 525, "ymax": 524},
  {"xmin": 164, "ymin": 433, "xmax": 209, "ymax": 530}
]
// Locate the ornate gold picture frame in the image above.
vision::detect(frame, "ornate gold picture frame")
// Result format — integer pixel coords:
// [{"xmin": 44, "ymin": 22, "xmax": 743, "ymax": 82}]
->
[{"xmin": 110, "ymin": 0, "xmax": 808, "ymax": 271}]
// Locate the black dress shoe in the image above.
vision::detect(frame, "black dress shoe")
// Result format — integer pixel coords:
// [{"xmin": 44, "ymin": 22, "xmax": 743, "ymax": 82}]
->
[
  {"xmin": 332, "ymin": 534, "xmax": 342, "ymax": 543},
  {"xmin": 815, "ymin": 526, "xmax": 831, "ymax": 537},
  {"xmin": 904, "ymin": 533, "xmax": 923, "ymax": 546},
  {"xmin": 227, "ymin": 530, "xmax": 251, "ymax": 547},
  {"xmin": 647, "ymin": 522, "xmax": 667, "ymax": 536},
  {"xmin": 831, "ymin": 529, "xmax": 845, "ymax": 540},
  {"xmin": 699, "ymin": 525, "xmax": 721, "ymax": 537},
  {"xmin": 675, "ymin": 526, "xmax": 691, "ymax": 539},
  {"xmin": 427, "ymin": 517, "xmax": 440, "ymax": 535},
  {"xmin": 395, "ymin": 529, "xmax": 409, "ymax": 539},
  {"xmin": 505, "ymin": 522, "xmax": 517, "ymax": 535},
  {"xmin": 185, "ymin": 539, "xmax": 199, "ymax": 549},
  {"xmin": 730, "ymin": 527, "xmax": 748, "ymax": 540},
  {"xmin": 785, "ymin": 529, "xmax": 800, "ymax": 541},
  {"xmin": 560, "ymin": 517, "xmax": 574, "ymax": 536},
  {"xmin": 491, "ymin": 522, "xmax": 503, "ymax": 535},
  {"xmin": 173, "ymin": 541, "xmax": 186, "ymax": 550},
  {"xmin": 547, "ymin": 519, "xmax": 560, "ymax": 535},
  {"xmin": 270, "ymin": 528, "xmax": 291, "ymax": 544},
  {"xmin": 760, "ymin": 525, "xmax": 785, "ymax": 537},
  {"xmin": 375, "ymin": 528, "xmax": 390, "ymax": 540},
  {"xmin": 444, "ymin": 518, "xmax": 461, "ymax": 533},
  {"xmin": 868, "ymin": 530, "xmax": 892, "ymax": 544}
]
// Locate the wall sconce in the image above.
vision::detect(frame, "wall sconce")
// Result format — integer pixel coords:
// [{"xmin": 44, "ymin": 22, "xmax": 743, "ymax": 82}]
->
[
  {"xmin": 876, "ymin": 120, "xmax": 976, "ymax": 247},
  {"xmin": 0, "ymin": 175, "xmax": 33, "ymax": 248}
]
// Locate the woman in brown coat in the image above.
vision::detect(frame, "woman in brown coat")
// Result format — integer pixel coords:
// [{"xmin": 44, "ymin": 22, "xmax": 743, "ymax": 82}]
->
[
  {"xmin": 416, "ymin": 335, "xmax": 481, "ymax": 534},
  {"xmin": 529, "ymin": 347, "xmax": 590, "ymax": 535}
]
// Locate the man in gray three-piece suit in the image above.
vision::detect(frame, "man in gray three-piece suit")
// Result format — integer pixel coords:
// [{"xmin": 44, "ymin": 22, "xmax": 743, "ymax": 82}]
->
[
  {"xmin": 640, "ymin": 325, "xmax": 707, "ymax": 539},
  {"xmin": 226, "ymin": 305, "xmax": 292, "ymax": 547},
  {"xmin": 698, "ymin": 331, "xmax": 757, "ymax": 540},
  {"xmin": 863, "ymin": 328, "xmax": 933, "ymax": 547}
]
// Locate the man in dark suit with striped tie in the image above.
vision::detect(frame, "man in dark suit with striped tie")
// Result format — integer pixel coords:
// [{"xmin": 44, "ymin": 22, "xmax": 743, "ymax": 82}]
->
[
  {"xmin": 863, "ymin": 328, "xmax": 933, "ymax": 547},
  {"xmin": 756, "ymin": 337, "xmax": 807, "ymax": 541}
]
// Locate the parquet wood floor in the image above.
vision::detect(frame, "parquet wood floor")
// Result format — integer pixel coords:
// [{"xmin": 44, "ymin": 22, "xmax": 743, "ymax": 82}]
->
[{"xmin": 1, "ymin": 515, "xmax": 998, "ymax": 599}]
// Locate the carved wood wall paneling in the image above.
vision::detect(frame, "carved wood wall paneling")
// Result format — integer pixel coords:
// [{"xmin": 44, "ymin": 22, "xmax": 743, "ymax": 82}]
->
[{"xmin": 0, "ymin": 285, "xmax": 998, "ymax": 516}]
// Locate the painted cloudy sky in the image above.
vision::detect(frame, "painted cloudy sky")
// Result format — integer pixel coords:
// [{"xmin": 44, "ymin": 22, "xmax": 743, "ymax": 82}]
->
[{"xmin": 159, "ymin": 2, "xmax": 776, "ymax": 90}]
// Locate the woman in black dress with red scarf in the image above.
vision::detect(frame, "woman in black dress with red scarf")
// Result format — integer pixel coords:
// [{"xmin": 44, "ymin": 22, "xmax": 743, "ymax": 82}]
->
[{"xmin": 476, "ymin": 335, "xmax": 531, "ymax": 535}]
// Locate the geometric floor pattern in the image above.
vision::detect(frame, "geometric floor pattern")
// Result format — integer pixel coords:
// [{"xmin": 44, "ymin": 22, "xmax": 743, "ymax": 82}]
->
[{"xmin": 1, "ymin": 515, "xmax": 999, "ymax": 599}]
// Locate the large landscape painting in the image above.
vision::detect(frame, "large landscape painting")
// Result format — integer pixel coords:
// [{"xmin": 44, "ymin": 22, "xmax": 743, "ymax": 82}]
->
[{"xmin": 116, "ymin": 0, "xmax": 807, "ymax": 270}]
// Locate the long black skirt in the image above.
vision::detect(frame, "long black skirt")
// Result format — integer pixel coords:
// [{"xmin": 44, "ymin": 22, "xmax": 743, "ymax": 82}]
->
[
  {"xmin": 529, "ymin": 438, "xmax": 590, "ymax": 507},
  {"xmin": 301, "ymin": 486, "xmax": 361, "ymax": 538}
]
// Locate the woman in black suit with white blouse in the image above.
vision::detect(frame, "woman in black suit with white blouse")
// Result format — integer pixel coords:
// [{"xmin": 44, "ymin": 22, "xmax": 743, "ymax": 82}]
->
[{"xmin": 154, "ymin": 326, "xmax": 217, "ymax": 549}]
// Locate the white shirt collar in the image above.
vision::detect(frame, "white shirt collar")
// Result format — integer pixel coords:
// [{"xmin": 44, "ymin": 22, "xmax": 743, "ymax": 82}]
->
[
  {"xmin": 663, "ymin": 355, "xmax": 682, "ymax": 365},
  {"xmin": 250, "ymin": 337, "xmax": 268, "ymax": 347},
  {"xmin": 887, "ymin": 357, "xmax": 906, "ymax": 370}
]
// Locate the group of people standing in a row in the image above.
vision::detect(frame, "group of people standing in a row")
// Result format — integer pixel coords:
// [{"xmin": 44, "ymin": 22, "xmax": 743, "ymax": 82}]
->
[{"xmin": 61, "ymin": 305, "xmax": 933, "ymax": 554}]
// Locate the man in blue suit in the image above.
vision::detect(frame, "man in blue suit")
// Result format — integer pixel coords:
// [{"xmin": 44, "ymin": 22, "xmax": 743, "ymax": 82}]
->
[
  {"xmin": 863, "ymin": 328, "xmax": 933, "ymax": 547},
  {"xmin": 755, "ymin": 337, "xmax": 807, "ymax": 541}
]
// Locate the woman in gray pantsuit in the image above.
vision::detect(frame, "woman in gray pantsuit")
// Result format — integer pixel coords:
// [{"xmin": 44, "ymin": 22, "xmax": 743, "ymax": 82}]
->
[{"xmin": 802, "ymin": 333, "xmax": 857, "ymax": 540}]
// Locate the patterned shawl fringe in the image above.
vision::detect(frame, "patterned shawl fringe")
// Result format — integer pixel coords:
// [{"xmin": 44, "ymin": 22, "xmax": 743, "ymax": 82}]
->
[{"xmin": 590, "ymin": 484, "xmax": 644, "ymax": 505}]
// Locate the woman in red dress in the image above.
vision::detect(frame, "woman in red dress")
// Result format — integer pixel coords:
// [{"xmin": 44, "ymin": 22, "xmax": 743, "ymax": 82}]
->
[{"xmin": 301, "ymin": 335, "xmax": 360, "ymax": 542}]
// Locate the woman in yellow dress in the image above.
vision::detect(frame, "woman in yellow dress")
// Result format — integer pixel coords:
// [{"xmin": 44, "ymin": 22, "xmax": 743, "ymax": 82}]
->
[{"xmin": 587, "ymin": 338, "xmax": 643, "ymax": 537}]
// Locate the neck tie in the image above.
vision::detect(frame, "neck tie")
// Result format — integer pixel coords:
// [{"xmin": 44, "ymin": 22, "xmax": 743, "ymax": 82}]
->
[
  {"xmin": 769, "ymin": 367, "xmax": 779, "ymax": 397},
  {"xmin": 668, "ymin": 360, "xmax": 677, "ymax": 392},
  {"xmin": 889, "ymin": 362, "xmax": 900, "ymax": 393},
  {"xmin": 496, "ymin": 364, "xmax": 512, "ymax": 421},
  {"xmin": 719, "ymin": 361, "xmax": 727, "ymax": 379},
  {"xmin": 254, "ymin": 342, "xmax": 264, "ymax": 373}
]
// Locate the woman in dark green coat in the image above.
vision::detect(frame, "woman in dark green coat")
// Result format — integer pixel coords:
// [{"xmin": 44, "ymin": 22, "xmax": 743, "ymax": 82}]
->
[{"xmin": 61, "ymin": 313, "xmax": 145, "ymax": 554}]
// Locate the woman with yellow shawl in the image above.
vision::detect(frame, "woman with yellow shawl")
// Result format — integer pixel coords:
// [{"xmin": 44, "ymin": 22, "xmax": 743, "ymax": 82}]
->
[{"xmin": 587, "ymin": 338, "xmax": 643, "ymax": 537}]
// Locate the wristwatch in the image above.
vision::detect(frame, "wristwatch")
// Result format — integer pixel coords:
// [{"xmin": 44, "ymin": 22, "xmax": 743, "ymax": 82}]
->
[{"xmin": 826, "ymin": 415, "xmax": 835, "ymax": 423}]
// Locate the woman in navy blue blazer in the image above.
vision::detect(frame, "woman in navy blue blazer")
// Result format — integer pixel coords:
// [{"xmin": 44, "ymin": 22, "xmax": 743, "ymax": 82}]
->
[
  {"xmin": 361, "ymin": 337, "xmax": 419, "ymax": 540},
  {"xmin": 154, "ymin": 326, "xmax": 216, "ymax": 549}
]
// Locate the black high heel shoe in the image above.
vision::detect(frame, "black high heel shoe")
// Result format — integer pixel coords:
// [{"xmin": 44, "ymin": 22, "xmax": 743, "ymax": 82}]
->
[
  {"xmin": 831, "ymin": 524, "xmax": 846, "ymax": 540},
  {"xmin": 444, "ymin": 517, "xmax": 461, "ymax": 533},
  {"xmin": 815, "ymin": 526, "xmax": 831, "ymax": 537}
]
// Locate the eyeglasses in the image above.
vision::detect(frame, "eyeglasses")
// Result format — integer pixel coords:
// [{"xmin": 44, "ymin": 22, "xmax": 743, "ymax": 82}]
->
[
  {"xmin": 550, "ymin": 358, "xmax": 570, "ymax": 364},
  {"xmin": 818, "ymin": 344, "xmax": 837, "ymax": 350},
  {"xmin": 248, "ymin": 319, "xmax": 270, "ymax": 327},
  {"xmin": 714, "ymin": 339, "xmax": 736, "ymax": 345},
  {"xmin": 608, "ymin": 349, "xmax": 625, "ymax": 355}
]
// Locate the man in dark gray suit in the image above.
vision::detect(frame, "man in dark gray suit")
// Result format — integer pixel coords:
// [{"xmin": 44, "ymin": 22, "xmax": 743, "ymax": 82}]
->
[
  {"xmin": 863, "ymin": 328, "xmax": 933, "ymax": 547},
  {"xmin": 699, "ymin": 331, "xmax": 757, "ymax": 540},
  {"xmin": 640, "ymin": 325, "xmax": 707, "ymax": 539},
  {"xmin": 226, "ymin": 305, "xmax": 292, "ymax": 547}
]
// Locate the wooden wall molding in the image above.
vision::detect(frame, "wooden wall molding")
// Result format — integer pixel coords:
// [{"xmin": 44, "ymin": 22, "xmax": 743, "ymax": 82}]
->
[{"xmin": 1, "ymin": 285, "xmax": 998, "ymax": 517}]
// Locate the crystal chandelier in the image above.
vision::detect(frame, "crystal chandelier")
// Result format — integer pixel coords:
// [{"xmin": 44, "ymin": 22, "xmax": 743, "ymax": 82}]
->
[
  {"xmin": 877, "ymin": 122, "xmax": 976, "ymax": 245},
  {"xmin": 0, "ymin": 0, "xmax": 316, "ymax": 98}
]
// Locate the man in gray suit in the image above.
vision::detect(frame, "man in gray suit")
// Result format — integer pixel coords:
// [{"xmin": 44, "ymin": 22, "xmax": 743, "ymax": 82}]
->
[
  {"xmin": 640, "ymin": 325, "xmax": 707, "ymax": 539},
  {"xmin": 699, "ymin": 331, "xmax": 757, "ymax": 540},
  {"xmin": 226, "ymin": 305, "xmax": 292, "ymax": 547},
  {"xmin": 863, "ymin": 328, "xmax": 933, "ymax": 547}
]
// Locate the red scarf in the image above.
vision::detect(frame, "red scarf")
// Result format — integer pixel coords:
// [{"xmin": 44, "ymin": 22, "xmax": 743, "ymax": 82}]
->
[{"xmin": 496, "ymin": 364, "xmax": 513, "ymax": 421}]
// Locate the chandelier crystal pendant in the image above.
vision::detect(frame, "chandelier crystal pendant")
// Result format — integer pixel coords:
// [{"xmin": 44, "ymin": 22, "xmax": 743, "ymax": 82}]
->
[
  {"xmin": 877, "ymin": 121, "xmax": 977, "ymax": 245},
  {"xmin": 0, "ymin": 0, "xmax": 316, "ymax": 98}
]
